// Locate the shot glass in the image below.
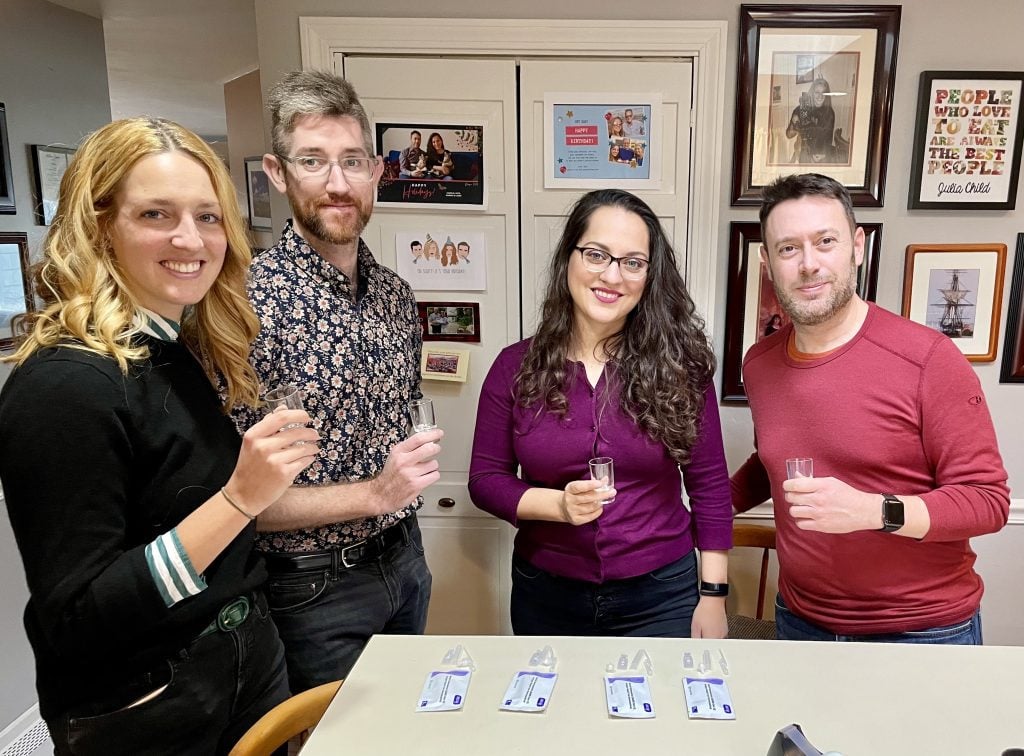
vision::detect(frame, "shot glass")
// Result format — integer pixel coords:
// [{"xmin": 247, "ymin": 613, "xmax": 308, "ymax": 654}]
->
[
  {"xmin": 409, "ymin": 398, "xmax": 437, "ymax": 434},
  {"xmin": 786, "ymin": 457, "xmax": 814, "ymax": 479},
  {"xmin": 589, "ymin": 456, "xmax": 616, "ymax": 505},
  {"xmin": 264, "ymin": 384, "xmax": 306, "ymax": 432}
]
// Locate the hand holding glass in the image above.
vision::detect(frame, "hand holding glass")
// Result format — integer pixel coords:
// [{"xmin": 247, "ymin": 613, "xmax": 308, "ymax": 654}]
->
[
  {"xmin": 786, "ymin": 457, "xmax": 814, "ymax": 479},
  {"xmin": 409, "ymin": 398, "xmax": 437, "ymax": 434},
  {"xmin": 589, "ymin": 457, "xmax": 615, "ymax": 505}
]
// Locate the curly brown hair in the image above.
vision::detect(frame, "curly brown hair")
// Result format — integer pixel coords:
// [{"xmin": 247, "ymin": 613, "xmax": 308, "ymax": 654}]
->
[{"xmin": 514, "ymin": 189, "xmax": 716, "ymax": 465}]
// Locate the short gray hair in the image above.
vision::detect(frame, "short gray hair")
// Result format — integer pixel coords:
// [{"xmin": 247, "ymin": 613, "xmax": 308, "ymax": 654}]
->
[{"xmin": 266, "ymin": 70, "xmax": 374, "ymax": 156}]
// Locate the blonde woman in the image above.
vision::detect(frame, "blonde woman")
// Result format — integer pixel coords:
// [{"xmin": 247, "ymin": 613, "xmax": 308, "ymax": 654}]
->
[{"xmin": 0, "ymin": 118, "xmax": 319, "ymax": 755}]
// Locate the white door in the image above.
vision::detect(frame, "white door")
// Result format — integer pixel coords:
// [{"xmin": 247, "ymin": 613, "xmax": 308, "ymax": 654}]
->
[
  {"xmin": 518, "ymin": 58, "xmax": 693, "ymax": 333},
  {"xmin": 342, "ymin": 54, "xmax": 694, "ymax": 636},
  {"xmin": 343, "ymin": 56, "xmax": 519, "ymax": 634}
]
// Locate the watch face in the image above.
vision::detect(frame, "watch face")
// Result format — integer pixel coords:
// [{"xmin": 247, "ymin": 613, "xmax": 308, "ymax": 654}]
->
[{"xmin": 883, "ymin": 495, "xmax": 905, "ymax": 530}]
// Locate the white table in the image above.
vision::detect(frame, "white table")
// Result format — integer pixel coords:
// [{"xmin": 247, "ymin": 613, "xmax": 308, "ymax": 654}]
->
[{"xmin": 301, "ymin": 634, "xmax": 1023, "ymax": 755}]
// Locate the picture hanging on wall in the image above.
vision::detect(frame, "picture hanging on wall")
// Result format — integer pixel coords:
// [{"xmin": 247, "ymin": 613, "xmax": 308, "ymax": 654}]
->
[
  {"xmin": 0, "ymin": 232, "xmax": 33, "ymax": 350},
  {"xmin": 1000, "ymin": 234, "xmax": 1024, "ymax": 382},
  {"xmin": 31, "ymin": 144, "xmax": 75, "ymax": 225},
  {"xmin": 543, "ymin": 92, "xmax": 662, "ymax": 189},
  {"xmin": 395, "ymin": 231, "xmax": 486, "ymax": 291},
  {"xmin": 0, "ymin": 103, "xmax": 16, "ymax": 215},
  {"xmin": 908, "ymin": 71, "xmax": 1024, "ymax": 210},
  {"xmin": 417, "ymin": 301, "xmax": 481, "ymax": 343},
  {"xmin": 421, "ymin": 347, "xmax": 470, "ymax": 383},
  {"xmin": 244, "ymin": 157, "xmax": 272, "ymax": 231},
  {"xmin": 376, "ymin": 122, "xmax": 484, "ymax": 209},
  {"xmin": 902, "ymin": 243, "xmax": 1007, "ymax": 362},
  {"xmin": 731, "ymin": 5, "xmax": 901, "ymax": 207}
]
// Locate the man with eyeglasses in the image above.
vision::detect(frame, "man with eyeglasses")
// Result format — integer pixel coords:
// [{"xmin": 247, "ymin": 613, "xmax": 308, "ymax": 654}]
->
[{"xmin": 233, "ymin": 70, "xmax": 442, "ymax": 692}]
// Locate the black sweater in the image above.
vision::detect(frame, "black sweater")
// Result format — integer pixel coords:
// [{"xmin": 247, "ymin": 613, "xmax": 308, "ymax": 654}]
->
[{"xmin": 0, "ymin": 337, "xmax": 264, "ymax": 720}]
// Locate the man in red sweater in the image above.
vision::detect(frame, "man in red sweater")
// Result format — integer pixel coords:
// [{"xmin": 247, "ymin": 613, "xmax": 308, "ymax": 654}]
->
[{"xmin": 731, "ymin": 173, "xmax": 1009, "ymax": 643}]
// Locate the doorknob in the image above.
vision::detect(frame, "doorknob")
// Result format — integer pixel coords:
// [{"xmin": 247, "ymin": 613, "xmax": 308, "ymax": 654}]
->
[{"xmin": 438, "ymin": 497, "xmax": 456, "ymax": 509}]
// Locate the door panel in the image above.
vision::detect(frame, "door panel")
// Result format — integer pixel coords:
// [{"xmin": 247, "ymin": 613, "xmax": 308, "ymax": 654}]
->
[
  {"xmin": 343, "ymin": 56, "xmax": 518, "ymax": 634},
  {"xmin": 518, "ymin": 58, "xmax": 693, "ymax": 335}
]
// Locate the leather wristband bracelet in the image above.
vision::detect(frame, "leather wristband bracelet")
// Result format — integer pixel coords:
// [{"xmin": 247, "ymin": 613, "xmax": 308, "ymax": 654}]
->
[{"xmin": 699, "ymin": 580, "xmax": 729, "ymax": 597}]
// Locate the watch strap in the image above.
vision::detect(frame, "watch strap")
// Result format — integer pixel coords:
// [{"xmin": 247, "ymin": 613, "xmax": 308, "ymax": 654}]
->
[{"xmin": 699, "ymin": 580, "xmax": 729, "ymax": 597}]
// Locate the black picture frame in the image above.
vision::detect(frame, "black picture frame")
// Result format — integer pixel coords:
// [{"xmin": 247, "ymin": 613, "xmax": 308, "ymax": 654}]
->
[
  {"xmin": 416, "ymin": 301, "xmax": 481, "ymax": 343},
  {"xmin": 908, "ymin": 71, "xmax": 1024, "ymax": 211},
  {"xmin": 0, "ymin": 103, "xmax": 16, "ymax": 215},
  {"xmin": 31, "ymin": 144, "xmax": 75, "ymax": 226},
  {"xmin": 731, "ymin": 5, "xmax": 901, "ymax": 207},
  {"xmin": 0, "ymin": 232, "xmax": 33, "ymax": 351},
  {"xmin": 1000, "ymin": 234, "xmax": 1024, "ymax": 383},
  {"xmin": 244, "ymin": 156, "xmax": 272, "ymax": 232},
  {"xmin": 721, "ymin": 221, "xmax": 881, "ymax": 402}
]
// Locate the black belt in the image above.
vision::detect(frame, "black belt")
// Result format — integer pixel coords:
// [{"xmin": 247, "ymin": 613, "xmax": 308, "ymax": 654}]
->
[{"xmin": 263, "ymin": 521, "xmax": 407, "ymax": 573}]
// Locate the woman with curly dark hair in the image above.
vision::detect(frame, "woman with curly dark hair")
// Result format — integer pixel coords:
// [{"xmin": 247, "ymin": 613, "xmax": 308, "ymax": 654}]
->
[{"xmin": 469, "ymin": 189, "xmax": 732, "ymax": 637}]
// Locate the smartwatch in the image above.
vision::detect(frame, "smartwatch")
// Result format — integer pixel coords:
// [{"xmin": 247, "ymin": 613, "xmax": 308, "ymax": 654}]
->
[{"xmin": 879, "ymin": 494, "xmax": 905, "ymax": 532}]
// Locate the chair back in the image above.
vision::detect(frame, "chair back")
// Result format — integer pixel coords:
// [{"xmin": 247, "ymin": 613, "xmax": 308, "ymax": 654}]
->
[
  {"xmin": 229, "ymin": 679, "xmax": 343, "ymax": 756},
  {"xmin": 728, "ymin": 523, "xmax": 778, "ymax": 639}
]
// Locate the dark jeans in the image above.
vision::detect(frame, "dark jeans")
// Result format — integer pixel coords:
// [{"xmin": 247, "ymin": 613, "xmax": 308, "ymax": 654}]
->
[
  {"xmin": 49, "ymin": 591, "xmax": 289, "ymax": 756},
  {"xmin": 511, "ymin": 550, "xmax": 699, "ymax": 637},
  {"xmin": 267, "ymin": 516, "xmax": 432, "ymax": 692},
  {"xmin": 774, "ymin": 593, "xmax": 983, "ymax": 645}
]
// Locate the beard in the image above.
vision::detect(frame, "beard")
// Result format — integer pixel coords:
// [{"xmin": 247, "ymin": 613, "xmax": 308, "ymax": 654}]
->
[
  {"xmin": 774, "ymin": 253, "xmax": 858, "ymax": 326},
  {"xmin": 286, "ymin": 186, "xmax": 372, "ymax": 247}
]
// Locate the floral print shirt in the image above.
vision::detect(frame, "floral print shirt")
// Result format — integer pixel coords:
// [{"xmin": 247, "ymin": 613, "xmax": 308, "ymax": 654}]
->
[{"xmin": 235, "ymin": 221, "xmax": 423, "ymax": 552}]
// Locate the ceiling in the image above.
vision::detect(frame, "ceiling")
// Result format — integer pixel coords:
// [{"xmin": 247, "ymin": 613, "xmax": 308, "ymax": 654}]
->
[{"xmin": 49, "ymin": 0, "xmax": 259, "ymax": 138}]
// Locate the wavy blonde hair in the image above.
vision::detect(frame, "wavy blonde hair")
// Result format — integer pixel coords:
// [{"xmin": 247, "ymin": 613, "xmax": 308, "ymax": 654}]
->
[{"xmin": 5, "ymin": 117, "xmax": 261, "ymax": 410}]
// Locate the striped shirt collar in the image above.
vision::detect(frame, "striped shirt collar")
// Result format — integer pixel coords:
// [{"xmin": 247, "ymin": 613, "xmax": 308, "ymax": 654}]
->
[{"xmin": 133, "ymin": 308, "xmax": 181, "ymax": 342}]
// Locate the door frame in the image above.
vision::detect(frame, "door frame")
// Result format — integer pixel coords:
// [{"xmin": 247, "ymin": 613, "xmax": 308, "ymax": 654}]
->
[{"xmin": 299, "ymin": 16, "xmax": 728, "ymax": 336}]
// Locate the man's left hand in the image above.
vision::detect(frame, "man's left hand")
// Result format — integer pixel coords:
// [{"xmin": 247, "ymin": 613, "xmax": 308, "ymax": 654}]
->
[{"xmin": 784, "ymin": 476, "xmax": 878, "ymax": 533}]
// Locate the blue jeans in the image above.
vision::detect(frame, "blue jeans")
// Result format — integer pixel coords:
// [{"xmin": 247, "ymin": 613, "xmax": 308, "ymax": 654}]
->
[
  {"xmin": 49, "ymin": 591, "xmax": 289, "ymax": 756},
  {"xmin": 511, "ymin": 551, "xmax": 699, "ymax": 637},
  {"xmin": 774, "ymin": 594, "xmax": 983, "ymax": 645},
  {"xmin": 266, "ymin": 516, "xmax": 432, "ymax": 692}
]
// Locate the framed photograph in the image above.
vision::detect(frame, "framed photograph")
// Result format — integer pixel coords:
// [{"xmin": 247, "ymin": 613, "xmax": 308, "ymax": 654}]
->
[
  {"xmin": 244, "ymin": 157, "xmax": 272, "ymax": 231},
  {"xmin": 376, "ymin": 122, "xmax": 484, "ymax": 209},
  {"xmin": 421, "ymin": 347, "xmax": 470, "ymax": 383},
  {"xmin": 908, "ymin": 71, "xmax": 1024, "ymax": 210},
  {"xmin": 417, "ymin": 301, "xmax": 481, "ymax": 343},
  {"xmin": 721, "ymin": 221, "xmax": 882, "ymax": 402},
  {"xmin": 731, "ymin": 5, "xmax": 901, "ymax": 207},
  {"xmin": 395, "ymin": 231, "xmax": 486, "ymax": 292},
  {"xmin": 543, "ymin": 93, "xmax": 662, "ymax": 189},
  {"xmin": 902, "ymin": 243, "xmax": 1007, "ymax": 362},
  {"xmin": 0, "ymin": 232, "xmax": 33, "ymax": 351},
  {"xmin": 1000, "ymin": 234, "xmax": 1024, "ymax": 382},
  {"xmin": 31, "ymin": 144, "xmax": 75, "ymax": 225},
  {"xmin": 0, "ymin": 103, "xmax": 15, "ymax": 215}
]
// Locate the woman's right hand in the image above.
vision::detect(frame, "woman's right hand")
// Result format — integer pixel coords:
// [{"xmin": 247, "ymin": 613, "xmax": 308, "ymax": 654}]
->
[
  {"xmin": 224, "ymin": 409, "xmax": 320, "ymax": 516},
  {"xmin": 558, "ymin": 479, "xmax": 613, "ymax": 526}
]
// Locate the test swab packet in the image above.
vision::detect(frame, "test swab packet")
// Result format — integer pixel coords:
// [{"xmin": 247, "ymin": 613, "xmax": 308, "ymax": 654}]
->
[
  {"xmin": 683, "ymin": 676, "xmax": 735, "ymax": 720},
  {"xmin": 500, "ymin": 670, "xmax": 557, "ymax": 712},
  {"xmin": 416, "ymin": 668, "xmax": 472, "ymax": 712},
  {"xmin": 604, "ymin": 675, "xmax": 655, "ymax": 718}
]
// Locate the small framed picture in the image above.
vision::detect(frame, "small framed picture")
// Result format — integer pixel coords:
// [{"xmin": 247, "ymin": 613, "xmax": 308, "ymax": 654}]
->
[
  {"xmin": 721, "ymin": 221, "xmax": 882, "ymax": 402},
  {"xmin": 421, "ymin": 347, "xmax": 470, "ymax": 383},
  {"xmin": 908, "ymin": 71, "xmax": 1024, "ymax": 210},
  {"xmin": 901, "ymin": 243, "xmax": 1008, "ymax": 362},
  {"xmin": 31, "ymin": 144, "xmax": 75, "ymax": 225},
  {"xmin": 417, "ymin": 301, "xmax": 481, "ymax": 343},
  {"xmin": 0, "ymin": 232, "xmax": 33, "ymax": 351},
  {"xmin": 0, "ymin": 103, "xmax": 15, "ymax": 215},
  {"xmin": 244, "ymin": 157, "xmax": 272, "ymax": 231},
  {"xmin": 1000, "ymin": 234, "xmax": 1024, "ymax": 383},
  {"xmin": 376, "ymin": 122, "xmax": 484, "ymax": 209}
]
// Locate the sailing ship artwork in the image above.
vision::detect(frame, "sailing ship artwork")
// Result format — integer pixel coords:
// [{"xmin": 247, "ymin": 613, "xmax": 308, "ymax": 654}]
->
[{"xmin": 925, "ymin": 267, "xmax": 980, "ymax": 339}]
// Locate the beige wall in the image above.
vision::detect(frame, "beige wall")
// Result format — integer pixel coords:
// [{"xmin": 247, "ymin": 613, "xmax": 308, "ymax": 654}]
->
[
  {"xmin": 224, "ymin": 69, "xmax": 275, "ymax": 250},
  {"xmin": 253, "ymin": 0, "xmax": 1023, "ymax": 497}
]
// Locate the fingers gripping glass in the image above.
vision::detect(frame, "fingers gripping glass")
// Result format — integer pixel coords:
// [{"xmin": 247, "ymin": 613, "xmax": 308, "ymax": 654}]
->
[
  {"xmin": 276, "ymin": 154, "xmax": 379, "ymax": 182},
  {"xmin": 575, "ymin": 247, "xmax": 650, "ymax": 279}
]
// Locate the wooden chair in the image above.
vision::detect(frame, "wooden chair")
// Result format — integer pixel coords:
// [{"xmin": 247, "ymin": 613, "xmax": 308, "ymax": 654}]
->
[
  {"xmin": 727, "ymin": 523, "xmax": 777, "ymax": 640},
  {"xmin": 229, "ymin": 680, "xmax": 343, "ymax": 756}
]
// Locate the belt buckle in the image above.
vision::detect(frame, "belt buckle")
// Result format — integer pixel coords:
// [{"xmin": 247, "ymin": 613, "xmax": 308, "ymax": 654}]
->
[
  {"xmin": 217, "ymin": 596, "xmax": 251, "ymax": 632},
  {"xmin": 339, "ymin": 539, "xmax": 368, "ymax": 568}
]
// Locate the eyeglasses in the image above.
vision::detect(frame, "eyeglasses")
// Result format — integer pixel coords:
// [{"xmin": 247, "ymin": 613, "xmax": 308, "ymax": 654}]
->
[
  {"xmin": 575, "ymin": 247, "xmax": 650, "ymax": 279},
  {"xmin": 276, "ymin": 154, "xmax": 379, "ymax": 183}
]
